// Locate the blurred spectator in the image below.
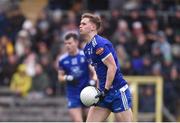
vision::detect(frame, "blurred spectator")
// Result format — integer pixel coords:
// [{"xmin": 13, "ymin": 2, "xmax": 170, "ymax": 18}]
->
[
  {"xmin": 133, "ymin": 34, "xmax": 150, "ymax": 56},
  {"xmin": 109, "ymin": 9, "xmax": 123, "ymax": 35},
  {"xmin": 139, "ymin": 85, "xmax": 155, "ymax": 113},
  {"xmin": 35, "ymin": 9, "xmax": 53, "ymax": 49},
  {"xmin": 36, "ymin": 42, "xmax": 59, "ymax": 95},
  {"xmin": 4, "ymin": 5, "xmax": 25, "ymax": 41},
  {"xmin": 23, "ymin": 52, "xmax": 37, "ymax": 77},
  {"xmin": 164, "ymin": 26, "xmax": 174, "ymax": 44},
  {"xmin": 116, "ymin": 45, "xmax": 131, "ymax": 74},
  {"xmin": 47, "ymin": 60, "xmax": 62, "ymax": 96},
  {"xmin": 22, "ymin": 19, "xmax": 36, "ymax": 37},
  {"xmin": 169, "ymin": 9, "xmax": 180, "ymax": 33},
  {"xmin": 10, "ymin": 64, "xmax": 32, "ymax": 97},
  {"xmin": 0, "ymin": 54, "xmax": 18, "ymax": 86},
  {"xmin": 144, "ymin": 7, "xmax": 165, "ymax": 30},
  {"xmin": 112, "ymin": 19, "xmax": 131, "ymax": 45},
  {"xmin": 131, "ymin": 48, "xmax": 143, "ymax": 75},
  {"xmin": 141, "ymin": 54, "xmax": 152, "ymax": 75},
  {"xmin": 151, "ymin": 62, "xmax": 162, "ymax": 76},
  {"xmin": 126, "ymin": 9, "xmax": 142, "ymax": 30},
  {"xmin": 112, "ymin": 19, "xmax": 133, "ymax": 55},
  {"xmin": 0, "ymin": 35, "xmax": 14, "ymax": 56},
  {"xmin": 0, "ymin": 13, "xmax": 8, "ymax": 37},
  {"xmin": 144, "ymin": 7, "xmax": 157, "ymax": 21},
  {"xmin": 151, "ymin": 41, "xmax": 163, "ymax": 64},
  {"xmin": 28, "ymin": 63, "xmax": 51, "ymax": 99},
  {"xmin": 170, "ymin": 66, "xmax": 180, "ymax": 99},
  {"xmin": 50, "ymin": 9, "xmax": 63, "ymax": 32},
  {"xmin": 15, "ymin": 30, "xmax": 31, "ymax": 58},
  {"xmin": 164, "ymin": 66, "xmax": 179, "ymax": 114},
  {"xmin": 36, "ymin": 20, "xmax": 52, "ymax": 47},
  {"xmin": 50, "ymin": 35, "xmax": 63, "ymax": 60},
  {"xmin": 61, "ymin": 11, "xmax": 78, "ymax": 33},
  {"xmin": 37, "ymin": 42, "xmax": 51, "ymax": 59},
  {"xmin": 146, "ymin": 19, "xmax": 159, "ymax": 44},
  {"xmin": 132, "ymin": 21, "xmax": 144, "ymax": 36},
  {"xmin": 70, "ymin": 0, "xmax": 83, "ymax": 13},
  {"xmin": 171, "ymin": 32, "xmax": 180, "ymax": 66},
  {"xmin": 152, "ymin": 31, "xmax": 172, "ymax": 61}
]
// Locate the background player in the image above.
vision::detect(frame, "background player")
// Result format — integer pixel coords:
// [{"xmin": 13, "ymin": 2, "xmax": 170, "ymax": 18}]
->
[
  {"xmin": 79, "ymin": 13, "xmax": 133, "ymax": 122},
  {"xmin": 58, "ymin": 32, "xmax": 97, "ymax": 122}
]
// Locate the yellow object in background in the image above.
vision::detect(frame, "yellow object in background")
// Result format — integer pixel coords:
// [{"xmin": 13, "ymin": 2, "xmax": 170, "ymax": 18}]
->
[{"xmin": 10, "ymin": 64, "xmax": 32, "ymax": 97}]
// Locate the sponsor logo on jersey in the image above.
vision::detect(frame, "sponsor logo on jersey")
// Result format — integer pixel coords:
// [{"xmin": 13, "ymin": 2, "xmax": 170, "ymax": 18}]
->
[{"xmin": 96, "ymin": 47, "xmax": 104, "ymax": 55}]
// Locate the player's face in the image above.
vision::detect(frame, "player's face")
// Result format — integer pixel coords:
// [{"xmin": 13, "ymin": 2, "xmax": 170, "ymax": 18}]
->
[
  {"xmin": 79, "ymin": 18, "xmax": 94, "ymax": 35},
  {"xmin": 64, "ymin": 38, "xmax": 78, "ymax": 54}
]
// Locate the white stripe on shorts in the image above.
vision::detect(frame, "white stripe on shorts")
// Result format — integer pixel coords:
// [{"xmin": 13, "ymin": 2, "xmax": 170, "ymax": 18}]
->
[{"xmin": 120, "ymin": 91, "xmax": 129, "ymax": 110}]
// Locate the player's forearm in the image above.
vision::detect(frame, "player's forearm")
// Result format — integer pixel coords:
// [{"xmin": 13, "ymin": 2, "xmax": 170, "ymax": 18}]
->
[
  {"xmin": 105, "ymin": 65, "xmax": 117, "ymax": 90},
  {"xmin": 89, "ymin": 65, "xmax": 98, "ymax": 81},
  {"xmin": 92, "ymin": 72, "xmax": 98, "ymax": 82},
  {"xmin": 58, "ymin": 70, "xmax": 66, "ymax": 83}
]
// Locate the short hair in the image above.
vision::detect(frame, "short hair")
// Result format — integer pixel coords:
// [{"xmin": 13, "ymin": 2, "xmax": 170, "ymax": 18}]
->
[
  {"xmin": 81, "ymin": 13, "xmax": 102, "ymax": 31},
  {"xmin": 64, "ymin": 32, "xmax": 79, "ymax": 41}
]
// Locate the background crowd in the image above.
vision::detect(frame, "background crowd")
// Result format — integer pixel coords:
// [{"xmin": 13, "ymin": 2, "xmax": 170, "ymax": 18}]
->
[{"xmin": 0, "ymin": 0, "xmax": 180, "ymax": 119}]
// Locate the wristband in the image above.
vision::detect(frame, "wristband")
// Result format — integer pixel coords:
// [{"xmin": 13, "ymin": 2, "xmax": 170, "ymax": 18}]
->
[
  {"xmin": 104, "ymin": 88, "xmax": 109, "ymax": 95},
  {"xmin": 64, "ymin": 75, "xmax": 74, "ymax": 81},
  {"xmin": 89, "ymin": 80, "xmax": 96, "ymax": 86}
]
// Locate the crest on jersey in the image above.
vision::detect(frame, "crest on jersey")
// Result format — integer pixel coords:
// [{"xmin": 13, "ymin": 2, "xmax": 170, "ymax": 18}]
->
[{"xmin": 96, "ymin": 47, "xmax": 104, "ymax": 55}]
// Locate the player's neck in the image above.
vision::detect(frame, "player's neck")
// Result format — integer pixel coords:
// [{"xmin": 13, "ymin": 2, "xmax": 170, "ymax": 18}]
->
[
  {"xmin": 69, "ymin": 49, "xmax": 79, "ymax": 56},
  {"xmin": 86, "ymin": 31, "xmax": 97, "ymax": 44}
]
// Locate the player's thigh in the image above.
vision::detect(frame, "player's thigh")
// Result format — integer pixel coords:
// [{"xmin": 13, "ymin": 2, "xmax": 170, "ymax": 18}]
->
[
  {"xmin": 115, "ymin": 108, "xmax": 133, "ymax": 122},
  {"xmin": 68, "ymin": 107, "xmax": 83, "ymax": 122},
  {"xmin": 86, "ymin": 106, "xmax": 111, "ymax": 122}
]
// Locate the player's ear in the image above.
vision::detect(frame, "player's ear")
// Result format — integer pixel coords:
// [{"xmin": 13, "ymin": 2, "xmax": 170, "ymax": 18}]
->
[
  {"xmin": 91, "ymin": 23, "xmax": 96, "ymax": 31},
  {"xmin": 75, "ymin": 39, "xmax": 79, "ymax": 46},
  {"xmin": 76, "ymin": 40, "xmax": 79, "ymax": 46}
]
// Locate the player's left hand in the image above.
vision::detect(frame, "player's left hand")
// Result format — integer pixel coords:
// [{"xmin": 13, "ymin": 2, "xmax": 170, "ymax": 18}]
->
[{"xmin": 95, "ymin": 88, "xmax": 109, "ymax": 102}]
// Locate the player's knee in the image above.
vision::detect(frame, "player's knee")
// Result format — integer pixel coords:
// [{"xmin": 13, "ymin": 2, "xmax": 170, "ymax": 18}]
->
[
  {"xmin": 115, "ymin": 109, "xmax": 133, "ymax": 122},
  {"xmin": 86, "ymin": 113, "xmax": 94, "ymax": 122},
  {"xmin": 86, "ymin": 116, "xmax": 93, "ymax": 122},
  {"xmin": 74, "ymin": 119, "xmax": 83, "ymax": 122},
  {"xmin": 72, "ymin": 116, "xmax": 83, "ymax": 122}
]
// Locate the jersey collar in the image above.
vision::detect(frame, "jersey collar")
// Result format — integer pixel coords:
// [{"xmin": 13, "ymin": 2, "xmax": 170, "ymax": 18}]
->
[{"xmin": 87, "ymin": 34, "xmax": 97, "ymax": 45}]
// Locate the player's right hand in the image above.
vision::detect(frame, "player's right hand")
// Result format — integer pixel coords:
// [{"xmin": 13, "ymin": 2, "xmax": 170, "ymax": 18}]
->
[{"xmin": 89, "ymin": 80, "xmax": 96, "ymax": 86}]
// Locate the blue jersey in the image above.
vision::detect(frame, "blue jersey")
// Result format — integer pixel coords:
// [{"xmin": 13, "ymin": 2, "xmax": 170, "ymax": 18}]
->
[
  {"xmin": 83, "ymin": 35, "xmax": 127, "ymax": 91},
  {"xmin": 58, "ymin": 50, "xmax": 90, "ymax": 98}
]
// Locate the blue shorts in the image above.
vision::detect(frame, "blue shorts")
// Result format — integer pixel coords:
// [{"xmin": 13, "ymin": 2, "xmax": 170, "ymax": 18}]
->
[
  {"xmin": 96, "ymin": 85, "xmax": 132, "ymax": 113},
  {"xmin": 67, "ymin": 95, "xmax": 85, "ymax": 109}
]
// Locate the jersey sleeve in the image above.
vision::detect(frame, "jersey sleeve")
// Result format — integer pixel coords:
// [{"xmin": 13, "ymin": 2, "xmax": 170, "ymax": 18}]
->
[
  {"xmin": 94, "ymin": 42, "xmax": 111, "ymax": 61},
  {"xmin": 58, "ymin": 60, "xmax": 65, "ymax": 71}
]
